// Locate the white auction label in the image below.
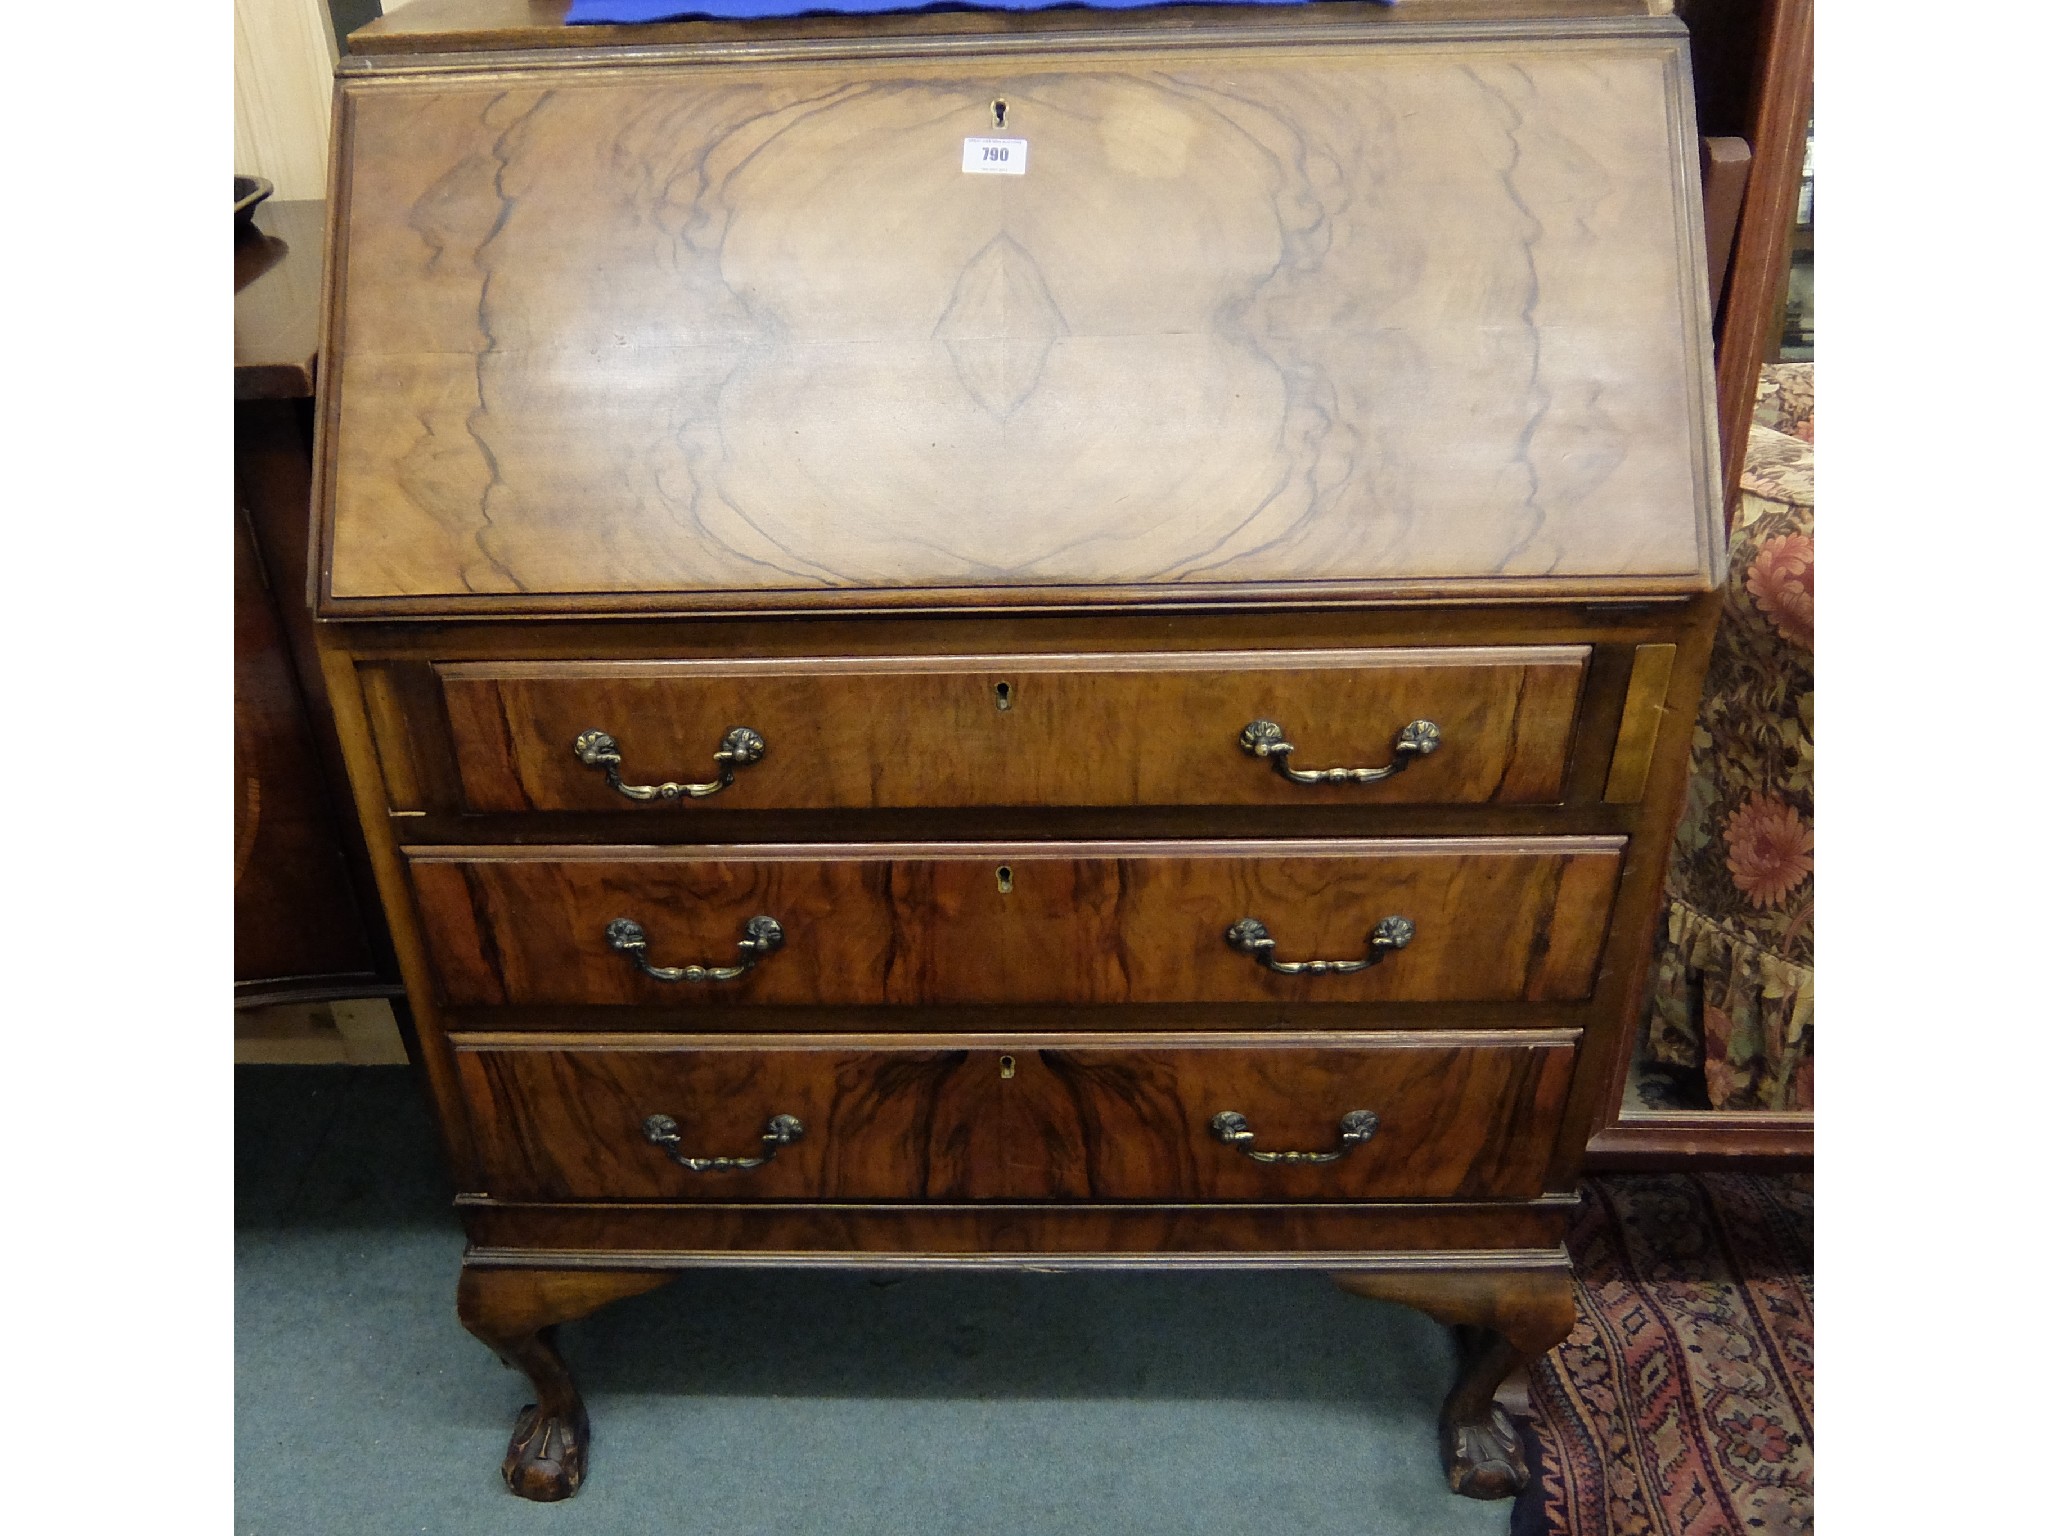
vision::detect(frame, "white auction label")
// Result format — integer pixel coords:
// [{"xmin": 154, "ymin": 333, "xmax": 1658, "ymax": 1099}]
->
[{"xmin": 962, "ymin": 137, "xmax": 1028, "ymax": 175}]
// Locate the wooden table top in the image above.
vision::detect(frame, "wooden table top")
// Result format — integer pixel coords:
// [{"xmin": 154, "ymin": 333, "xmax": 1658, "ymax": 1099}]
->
[
  {"xmin": 236, "ymin": 199, "xmax": 325, "ymax": 401},
  {"xmin": 346, "ymin": 0, "xmax": 1669, "ymax": 57}
]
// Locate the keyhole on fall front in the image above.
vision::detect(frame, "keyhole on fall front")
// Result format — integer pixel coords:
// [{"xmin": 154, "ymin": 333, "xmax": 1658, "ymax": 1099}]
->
[
  {"xmin": 992, "ymin": 98, "xmax": 1008, "ymax": 129},
  {"xmin": 999, "ymin": 1055, "xmax": 1017, "ymax": 1080},
  {"xmin": 994, "ymin": 680, "xmax": 1013, "ymax": 711},
  {"xmin": 996, "ymin": 865, "xmax": 1014, "ymax": 894}
]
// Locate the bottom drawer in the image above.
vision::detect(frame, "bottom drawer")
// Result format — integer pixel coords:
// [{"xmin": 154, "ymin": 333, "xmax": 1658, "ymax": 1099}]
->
[{"xmin": 454, "ymin": 1034, "xmax": 1577, "ymax": 1202}]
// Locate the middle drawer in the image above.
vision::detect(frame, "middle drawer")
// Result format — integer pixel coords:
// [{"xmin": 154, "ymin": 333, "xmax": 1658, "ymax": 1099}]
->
[{"xmin": 409, "ymin": 838, "xmax": 1623, "ymax": 1008}]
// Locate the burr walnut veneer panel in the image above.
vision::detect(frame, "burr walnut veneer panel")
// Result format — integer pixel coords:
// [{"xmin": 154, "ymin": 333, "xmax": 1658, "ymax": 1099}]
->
[
  {"xmin": 322, "ymin": 33, "xmax": 1719, "ymax": 612},
  {"xmin": 438, "ymin": 647, "xmax": 1587, "ymax": 812},
  {"xmin": 454, "ymin": 1034, "xmax": 1578, "ymax": 1201},
  {"xmin": 407, "ymin": 840, "xmax": 1623, "ymax": 1007}
]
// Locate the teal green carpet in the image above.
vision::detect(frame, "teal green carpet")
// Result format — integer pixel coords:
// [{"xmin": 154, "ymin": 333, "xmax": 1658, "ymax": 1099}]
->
[{"xmin": 236, "ymin": 1066, "xmax": 1510, "ymax": 1535}]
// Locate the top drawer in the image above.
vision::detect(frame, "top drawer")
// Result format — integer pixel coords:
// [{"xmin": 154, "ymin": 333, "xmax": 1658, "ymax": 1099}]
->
[{"xmin": 435, "ymin": 646, "xmax": 1586, "ymax": 814}]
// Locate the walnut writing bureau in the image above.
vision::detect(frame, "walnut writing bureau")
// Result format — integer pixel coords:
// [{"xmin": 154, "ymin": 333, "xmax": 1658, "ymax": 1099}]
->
[{"xmin": 313, "ymin": 0, "xmax": 1723, "ymax": 1502}]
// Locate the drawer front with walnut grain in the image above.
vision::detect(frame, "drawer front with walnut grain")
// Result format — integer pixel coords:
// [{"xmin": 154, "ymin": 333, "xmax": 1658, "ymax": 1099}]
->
[
  {"xmin": 452, "ymin": 1033, "xmax": 1578, "ymax": 1202},
  {"xmin": 408, "ymin": 838, "xmax": 1622, "ymax": 1009},
  {"xmin": 432, "ymin": 647, "xmax": 1587, "ymax": 813}
]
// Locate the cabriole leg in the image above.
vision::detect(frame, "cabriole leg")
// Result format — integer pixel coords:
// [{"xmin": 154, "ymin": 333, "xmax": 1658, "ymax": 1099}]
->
[
  {"xmin": 1332, "ymin": 1266, "xmax": 1577, "ymax": 1500},
  {"xmin": 456, "ymin": 1265, "xmax": 675, "ymax": 1501}
]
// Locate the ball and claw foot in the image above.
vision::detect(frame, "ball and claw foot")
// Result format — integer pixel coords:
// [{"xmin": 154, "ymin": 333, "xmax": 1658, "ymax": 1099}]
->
[
  {"xmin": 1441, "ymin": 1401, "xmax": 1529, "ymax": 1500},
  {"xmin": 502, "ymin": 1399, "xmax": 591, "ymax": 1502},
  {"xmin": 458, "ymin": 1266, "xmax": 675, "ymax": 1502}
]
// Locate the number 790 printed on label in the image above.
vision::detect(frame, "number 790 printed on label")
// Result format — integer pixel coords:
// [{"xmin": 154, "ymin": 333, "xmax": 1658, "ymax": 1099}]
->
[{"xmin": 962, "ymin": 137, "xmax": 1028, "ymax": 175}]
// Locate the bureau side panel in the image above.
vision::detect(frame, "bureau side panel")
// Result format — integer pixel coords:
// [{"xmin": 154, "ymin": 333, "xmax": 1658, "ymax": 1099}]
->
[
  {"xmin": 313, "ymin": 640, "xmax": 481, "ymax": 1185},
  {"xmin": 1557, "ymin": 597, "xmax": 1726, "ymax": 1175}
]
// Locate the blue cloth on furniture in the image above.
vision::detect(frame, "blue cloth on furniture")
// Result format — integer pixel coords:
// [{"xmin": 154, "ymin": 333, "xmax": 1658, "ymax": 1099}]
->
[{"xmin": 567, "ymin": 1, "xmax": 1389, "ymax": 22}]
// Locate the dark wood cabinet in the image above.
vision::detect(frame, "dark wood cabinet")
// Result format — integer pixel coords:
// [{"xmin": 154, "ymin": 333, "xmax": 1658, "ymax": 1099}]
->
[{"xmin": 235, "ymin": 199, "xmax": 400, "ymax": 1008}]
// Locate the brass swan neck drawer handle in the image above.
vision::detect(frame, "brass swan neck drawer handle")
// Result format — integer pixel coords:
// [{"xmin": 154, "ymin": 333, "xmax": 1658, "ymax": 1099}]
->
[
  {"xmin": 1209, "ymin": 1109, "xmax": 1381, "ymax": 1165},
  {"xmin": 605, "ymin": 915, "xmax": 784, "ymax": 982},
  {"xmin": 573, "ymin": 727, "xmax": 765, "ymax": 801},
  {"xmin": 1238, "ymin": 718, "xmax": 1441, "ymax": 786},
  {"xmin": 1226, "ymin": 915, "xmax": 1415, "ymax": 975},
  {"xmin": 642, "ymin": 1112, "xmax": 804, "ymax": 1172}
]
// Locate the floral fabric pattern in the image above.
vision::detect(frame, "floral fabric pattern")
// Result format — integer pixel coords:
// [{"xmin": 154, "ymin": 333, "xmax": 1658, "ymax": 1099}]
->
[
  {"xmin": 1752, "ymin": 364, "xmax": 1815, "ymax": 442},
  {"xmin": 1722, "ymin": 793, "xmax": 1814, "ymax": 909},
  {"xmin": 1738, "ymin": 424, "xmax": 1813, "ymax": 509},
  {"xmin": 1646, "ymin": 364, "xmax": 1814, "ymax": 1111},
  {"xmin": 1744, "ymin": 534, "xmax": 1814, "ymax": 651}
]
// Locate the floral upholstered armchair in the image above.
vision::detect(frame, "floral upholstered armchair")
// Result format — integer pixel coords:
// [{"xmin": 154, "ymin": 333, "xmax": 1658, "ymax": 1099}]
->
[{"xmin": 1645, "ymin": 363, "xmax": 1813, "ymax": 1111}]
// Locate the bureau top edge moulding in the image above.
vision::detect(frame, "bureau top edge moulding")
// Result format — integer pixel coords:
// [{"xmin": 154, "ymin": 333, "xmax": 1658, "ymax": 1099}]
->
[
  {"xmin": 314, "ymin": 4, "xmax": 1722, "ymax": 620},
  {"xmin": 345, "ymin": 1, "xmax": 1683, "ymax": 59}
]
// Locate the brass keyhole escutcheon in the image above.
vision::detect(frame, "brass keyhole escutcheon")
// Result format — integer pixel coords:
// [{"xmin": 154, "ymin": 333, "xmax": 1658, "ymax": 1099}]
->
[
  {"xmin": 996, "ymin": 865, "xmax": 1014, "ymax": 894},
  {"xmin": 994, "ymin": 680, "xmax": 1013, "ymax": 711},
  {"xmin": 999, "ymin": 1055, "xmax": 1017, "ymax": 1079}
]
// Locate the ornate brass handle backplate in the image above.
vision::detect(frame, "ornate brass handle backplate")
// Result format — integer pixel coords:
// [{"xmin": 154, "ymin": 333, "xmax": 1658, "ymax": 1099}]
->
[
  {"xmin": 642, "ymin": 1112, "xmax": 804, "ymax": 1172},
  {"xmin": 1209, "ymin": 1109, "xmax": 1381, "ymax": 1165},
  {"xmin": 574, "ymin": 726, "xmax": 765, "ymax": 801},
  {"xmin": 1239, "ymin": 718, "xmax": 1441, "ymax": 785},
  {"xmin": 1226, "ymin": 915, "xmax": 1415, "ymax": 975},
  {"xmin": 605, "ymin": 915, "xmax": 784, "ymax": 983}
]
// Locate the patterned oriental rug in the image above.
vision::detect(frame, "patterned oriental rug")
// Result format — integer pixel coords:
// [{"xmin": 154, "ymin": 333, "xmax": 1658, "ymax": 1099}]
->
[{"xmin": 1513, "ymin": 1174, "xmax": 1814, "ymax": 1536}]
